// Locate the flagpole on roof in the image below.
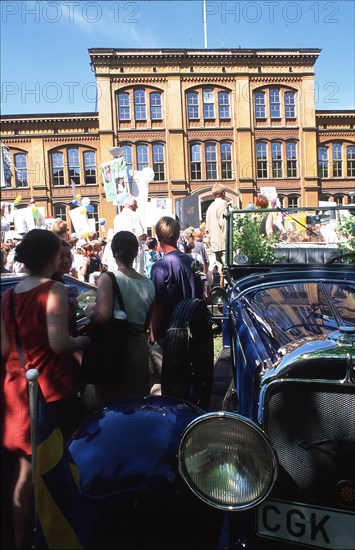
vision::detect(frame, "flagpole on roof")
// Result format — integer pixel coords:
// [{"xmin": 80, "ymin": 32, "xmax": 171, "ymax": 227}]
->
[
  {"xmin": 203, "ymin": 0, "xmax": 208, "ymax": 49},
  {"xmin": 26, "ymin": 368, "xmax": 39, "ymax": 485}
]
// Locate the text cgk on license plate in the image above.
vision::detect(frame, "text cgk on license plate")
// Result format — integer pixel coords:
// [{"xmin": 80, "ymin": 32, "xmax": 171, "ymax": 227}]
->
[{"xmin": 257, "ymin": 499, "xmax": 355, "ymax": 549}]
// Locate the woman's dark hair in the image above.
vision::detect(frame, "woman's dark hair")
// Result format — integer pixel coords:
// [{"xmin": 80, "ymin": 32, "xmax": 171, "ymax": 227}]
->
[
  {"xmin": 15, "ymin": 229, "xmax": 61, "ymax": 273},
  {"xmin": 111, "ymin": 231, "xmax": 138, "ymax": 265},
  {"xmin": 146, "ymin": 237, "xmax": 158, "ymax": 250}
]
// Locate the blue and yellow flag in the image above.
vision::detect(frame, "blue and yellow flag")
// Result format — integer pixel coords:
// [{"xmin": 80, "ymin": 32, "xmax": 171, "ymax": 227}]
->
[{"xmin": 34, "ymin": 391, "xmax": 88, "ymax": 549}]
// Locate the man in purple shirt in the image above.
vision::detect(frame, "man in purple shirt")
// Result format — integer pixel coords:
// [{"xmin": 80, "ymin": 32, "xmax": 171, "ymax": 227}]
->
[{"xmin": 149, "ymin": 216, "xmax": 204, "ymax": 394}]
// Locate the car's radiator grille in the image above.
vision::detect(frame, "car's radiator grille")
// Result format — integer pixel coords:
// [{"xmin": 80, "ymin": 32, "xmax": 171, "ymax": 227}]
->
[{"xmin": 263, "ymin": 382, "xmax": 355, "ymax": 507}]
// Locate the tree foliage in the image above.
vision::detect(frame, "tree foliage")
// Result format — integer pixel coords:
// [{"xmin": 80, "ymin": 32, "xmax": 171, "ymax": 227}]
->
[{"xmin": 232, "ymin": 212, "xmax": 278, "ymax": 264}]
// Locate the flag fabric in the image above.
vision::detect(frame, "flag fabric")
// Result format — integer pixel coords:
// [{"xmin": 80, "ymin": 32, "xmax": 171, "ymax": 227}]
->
[{"xmin": 34, "ymin": 389, "xmax": 89, "ymax": 549}]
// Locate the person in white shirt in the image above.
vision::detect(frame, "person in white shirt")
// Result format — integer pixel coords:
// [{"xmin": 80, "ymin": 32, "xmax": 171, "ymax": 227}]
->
[{"xmin": 113, "ymin": 196, "xmax": 147, "ymax": 275}]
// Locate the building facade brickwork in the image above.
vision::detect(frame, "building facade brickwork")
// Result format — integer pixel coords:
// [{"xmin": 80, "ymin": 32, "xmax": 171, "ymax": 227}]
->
[{"xmin": 1, "ymin": 48, "xmax": 354, "ymax": 233}]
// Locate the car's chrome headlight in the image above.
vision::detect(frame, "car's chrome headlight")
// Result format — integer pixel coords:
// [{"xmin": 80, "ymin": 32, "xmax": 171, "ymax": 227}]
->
[
  {"xmin": 178, "ymin": 412, "xmax": 277, "ymax": 510},
  {"xmin": 210, "ymin": 286, "xmax": 226, "ymax": 305}
]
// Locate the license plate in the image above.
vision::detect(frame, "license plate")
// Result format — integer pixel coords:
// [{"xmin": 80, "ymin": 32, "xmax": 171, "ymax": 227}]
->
[{"xmin": 257, "ymin": 499, "xmax": 355, "ymax": 549}]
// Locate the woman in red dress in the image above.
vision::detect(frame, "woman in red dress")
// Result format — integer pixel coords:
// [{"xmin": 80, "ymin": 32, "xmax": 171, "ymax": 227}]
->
[{"xmin": 1, "ymin": 229, "xmax": 89, "ymax": 549}]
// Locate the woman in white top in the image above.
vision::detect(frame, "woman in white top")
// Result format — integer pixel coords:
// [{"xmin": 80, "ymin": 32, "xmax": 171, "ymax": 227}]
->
[{"xmin": 84, "ymin": 231, "xmax": 155, "ymax": 405}]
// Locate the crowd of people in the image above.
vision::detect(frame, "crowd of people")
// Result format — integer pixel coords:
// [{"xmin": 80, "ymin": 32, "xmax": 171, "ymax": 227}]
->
[
  {"xmin": 1, "ymin": 191, "xmax": 227, "ymax": 549},
  {"xmin": 2, "ymin": 185, "xmax": 347, "ymax": 548}
]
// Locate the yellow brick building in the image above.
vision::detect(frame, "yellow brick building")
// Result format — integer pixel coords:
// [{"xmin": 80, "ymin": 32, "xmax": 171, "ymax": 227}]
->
[{"xmin": 1, "ymin": 48, "xmax": 354, "ymax": 234}]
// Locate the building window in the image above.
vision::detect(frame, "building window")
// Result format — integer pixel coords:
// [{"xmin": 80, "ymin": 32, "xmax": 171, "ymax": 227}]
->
[
  {"xmin": 255, "ymin": 92, "xmax": 266, "ymax": 118},
  {"xmin": 284, "ymin": 92, "xmax": 296, "ymax": 118},
  {"xmin": 121, "ymin": 145, "xmax": 133, "ymax": 188},
  {"xmin": 190, "ymin": 144, "xmax": 201, "ymax": 180},
  {"xmin": 153, "ymin": 144, "xmax": 165, "ymax": 181},
  {"xmin": 54, "ymin": 204, "xmax": 67, "ymax": 221},
  {"xmin": 118, "ymin": 93, "xmax": 130, "ymax": 120},
  {"xmin": 334, "ymin": 195, "xmax": 344, "ymax": 206},
  {"xmin": 272, "ymin": 142, "xmax": 282, "ymax": 178},
  {"xmin": 68, "ymin": 148, "xmax": 80, "ymax": 185},
  {"xmin": 288, "ymin": 196, "xmax": 299, "ymax": 208},
  {"xmin": 256, "ymin": 142, "xmax": 268, "ymax": 178},
  {"xmin": 150, "ymin": 93, "xmax": 162, "ymax": 120},
  {"xmin": 187, "ymin": 92, "xmax": 199, "ymax": 119},
  {"xmin": 203, "ymin": 88, "xmax": 215, "ymax": 119},
  {"xmin": 270, "ymin": 89, "xmax": 280, "ymax": 119},
  {"xmin": 87, "ymin": 203, "xmax": 99, "ymax": 233},
  {"xmin": 318, "ymin": 146, "xmax": 329, "ymax": 178},
  {"xmin": 14, "ymin": 153, "xmax": 28, "ymax": 187},
  {"xmin": 83, "ymin": 151, "xmax": 96, "ymax": 185},
  {"xmin": 286, "ymin": 142, "xmax": 297, "ymax": 177},
  {"xmin": 332, "ymin": 143, "xmax": 342, "ymax": 177},
  {"xmin": 137, "ymin": 144, "xmax": 149, "ymax": 171},
  {"xmin": 50, "ymin": 148, "xmax": 96, "ymax": 186},
  {"xmin": 205, "ymin": 142, "xmax": 217, "ymax": 179},
  {"xmin": 347, "ymin": 145, "xmax": 355, "ymax": 177},
  {"xmin": 221, "ymin": 142, "xmax": 232, "ymax": 179},
  {"xmin": 134, "ymin": 89, "xmax": 146, "ymax": 120},
  {"xmin": 218, "ymin": 92, "xmax": 230, "ymax": 119},
  {"xmin": 51, "ymin": 152, "xmax": 65, "ymax": 186}
]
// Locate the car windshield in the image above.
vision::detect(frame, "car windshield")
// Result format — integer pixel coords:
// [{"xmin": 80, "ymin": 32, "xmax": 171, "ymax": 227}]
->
[
  {"xmin": 225, "ymin": 204, "xmax": 355, "ymax": 272},
  {"xmin": 243, "ymin": 281, "xmax": 354, "ymax": 347}
]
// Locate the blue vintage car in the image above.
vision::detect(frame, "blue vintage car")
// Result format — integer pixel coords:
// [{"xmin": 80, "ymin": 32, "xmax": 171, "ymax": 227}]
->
[
  {"xmin": 67, "ymin": 206, "xmax": 355, "ymax": 549},
  {"xmin": 3, "ymin": 205, "xmax": 353, "ymax": 549}
]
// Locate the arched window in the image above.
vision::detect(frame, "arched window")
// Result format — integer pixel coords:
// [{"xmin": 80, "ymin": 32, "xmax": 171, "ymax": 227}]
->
[
  {"xmin": 134, "ymin": 90, "xmax": 146, "ymax": 120},
  {"xmin": 187, "ymin": 92, "xmax": 199, "ymax": 119},
  {"xmin": 153, "ymin": 144, "xmax": 165, "ymax": 181},
  {"xmin": 137, "ymin": 144, "xmax": 149, "ymax": 171},
  {"xmin": 14, "ymin": 153, "xmax": 28, "ymax": 187},
  {"xmin": 218, "ymin": 92, "xmax": 230, "ymax": 119},
  {"xmin": 272, "ymin": 142, "xmax": 282, "ymax": 178},
  {"xmin": 190, "ymin": 144, "xmax": 201, "ymax": 180},
  {"xmin": 205, "ymin": 142, "xmax": 217, "ymax": 179},
  {"xmin": 53, "ymin": 204, "xmax": 67, "ymax": 221},
  {"xmin": 288, "ymin": 195, "xmax": 299, "ymax": 209},
  {"xmin": 83, "ymin": 151, "xmax": 96, "ymax": 185},
  {"xmin": 286, "ymin": 142, "xmax": 297, "ymax": 177},
  {"xmin": 50, "ymin": 148, "xmax": 96, "ymax": 186},
  {"xmin": 203, "ymin": 88, "xmax": 215, "ymax": 119},
  {"xmin": 256, "ymin": 142, "xmax": 267, "ymax": 178},
  {"xmin": 347, "ymin": 145, "xmax": 355, "ymax": 177},
  {"xmin": 270, "ymin": 89, "xmax": 280, "ymax": 119},
  {"xmin": 51, "ymin": 152, "xmax": 64, "ymax": 186},
  {"xmin": 318, "ymin": 146, "xmax": 329, "ymax": 178},
  {"xmin": 332, "ymin": 143, "xmax": 342, "ymax": 177},
  {"xmin": 121, "ymin": 144, "xmax": 133, "ymax": 188},
  {"xmin": 68, "ymin": 148, "xmax": 80, "ymax": 185},
  {"xmin": 118, "ymin": 93, "xmax": 130, "ymax": 120},
  {"xmin": 255, "ymin": 92, "xmax": 266, "ymax": 118},
  {"xmin": 284, "ymin": 92, "xmax": 296, "ymax": 118},
  {"xmin": 150, "ymin": 92, "xmax": 162, "ymax": 120},
  {"xmin": 221, "ymin": 143, "xmax": 232, "ymax": 179}
]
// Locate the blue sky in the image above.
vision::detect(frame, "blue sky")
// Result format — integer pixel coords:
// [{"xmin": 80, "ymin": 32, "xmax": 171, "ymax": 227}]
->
[{"xmin": 1, "ymin": 0, "xmax": 354, "ymax": 114}]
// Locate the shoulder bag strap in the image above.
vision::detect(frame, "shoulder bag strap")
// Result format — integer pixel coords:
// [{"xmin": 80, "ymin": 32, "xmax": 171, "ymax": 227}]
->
[
  {"xmin": 106, "ymin": 271, "xmax": 126, "ymax": 313},
  {"xmin": 9, "ymin": 289, "xmax": 28, "ymax": 371}
]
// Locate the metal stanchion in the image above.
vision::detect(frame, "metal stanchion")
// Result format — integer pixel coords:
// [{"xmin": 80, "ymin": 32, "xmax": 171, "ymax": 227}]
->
[{"xmin": 26, "ymin": 368, "xmax": 39, "ymax": 485}]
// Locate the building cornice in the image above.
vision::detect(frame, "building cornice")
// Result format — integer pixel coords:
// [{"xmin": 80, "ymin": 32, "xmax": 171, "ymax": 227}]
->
[
  {"xmin": 0, "ymin": 113, "xmax": 98, "ymax": 124},
  {"xmin": 89, "ymin": 48, "xmax": 321, "ymax": 69}
]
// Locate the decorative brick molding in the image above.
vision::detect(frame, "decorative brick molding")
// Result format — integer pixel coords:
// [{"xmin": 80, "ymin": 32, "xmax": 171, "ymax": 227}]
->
[
  {"xmin": 43, "ymin": 136, "xmax": 99, "ymax": 142},
  {"xmin": 255, "ymin": 129, "xmax": 299, "ymax": 140},
  {"xmin": 112, "ymin": 77, "xmax": 167, "ymax": 84},
  {"xmin": 187, "ymin": 130, "xmax": 234, "ymax": 140},
  {"xmin": 2, "ymin": 139, "xmax": 32, "ymax": 144},
  {"xmin": 117, "ymin": 132, "xmax": 166, "ymax": 141}
]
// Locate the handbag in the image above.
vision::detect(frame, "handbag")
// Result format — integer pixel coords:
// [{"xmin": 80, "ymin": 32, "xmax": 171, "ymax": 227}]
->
[{"xmin": 80, "ymin": 272, "xmax": 128, "ymax": 385}]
